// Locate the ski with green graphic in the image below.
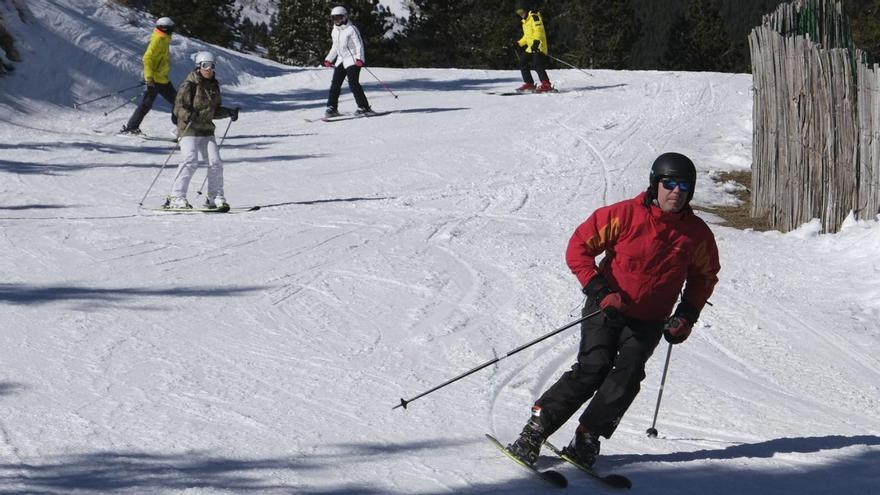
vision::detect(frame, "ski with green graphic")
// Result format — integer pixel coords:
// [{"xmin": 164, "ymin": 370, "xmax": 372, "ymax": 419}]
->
[{"xmin": 485, "ymin": 434, "xmax": 567, "ymax": 488}]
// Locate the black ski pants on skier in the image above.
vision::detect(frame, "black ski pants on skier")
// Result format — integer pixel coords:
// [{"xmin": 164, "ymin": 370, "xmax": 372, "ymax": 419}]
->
[
  {"xmin": 125, "ymin": 82, "xmax": 177, "ymax": 131},
  {"xmin": 327, "ymin": 65, "xmax": 370, "ymax": 110},
  {"xmin": 515, "ymin": 47, "xmax": 550, "ymax": 85},
  {"xmin": 534, "ymin": 300, "xmax": 663, "ymax": 439}
]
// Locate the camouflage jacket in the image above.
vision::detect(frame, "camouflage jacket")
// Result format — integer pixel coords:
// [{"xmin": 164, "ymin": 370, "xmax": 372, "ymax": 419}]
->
[{"xmin": 173, "ymin": 70, "xmax": 233, "ymax": 137}]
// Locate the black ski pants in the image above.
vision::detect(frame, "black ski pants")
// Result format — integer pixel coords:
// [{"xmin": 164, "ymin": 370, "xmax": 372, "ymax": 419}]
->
[
  {"xmin": 126, "ymin": 82, "xmax": 177, "ymax": 130},
  {"xmin": 326, "ymin": 65, "xmax": 370, "ymax": 110},
  {"xmin": 515, "ymin": 48, "xmax": 550, "ymax": 85},
  {"xmin": 535, "ymin": 301, "xmax": 663, "ymax": 439}
]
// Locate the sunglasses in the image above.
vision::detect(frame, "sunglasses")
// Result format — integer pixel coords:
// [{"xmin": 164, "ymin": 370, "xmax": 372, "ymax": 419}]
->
[
  {"xmin": 660, "ymin": 178, "xmax": 692, "ymax": 192},
  {"xmin": 331, "ymin": 15, "xmax": 345, "ymax": 20},
  {"xmin": 199, "ymin": 62, "xmax": 215, "ymax": 70}
]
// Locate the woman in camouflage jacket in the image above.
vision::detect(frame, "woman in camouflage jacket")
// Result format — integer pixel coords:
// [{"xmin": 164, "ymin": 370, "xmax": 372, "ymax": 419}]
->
[{"xmin": 166, "ymin": 51, "xmax": 239, "ymax": 210}]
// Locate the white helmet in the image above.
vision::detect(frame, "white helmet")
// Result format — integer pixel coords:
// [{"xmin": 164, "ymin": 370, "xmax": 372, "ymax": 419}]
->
[
  {"xmin": 194, "ymin": 51, "xmax": 216, "ymax": 67},
  {"xmin": 156, "ymin": 17, "xmax": 174, "ymax": 28},
  {"xmin": 330, "ymin": 6, "xmax": 347, "ymax": 17}
]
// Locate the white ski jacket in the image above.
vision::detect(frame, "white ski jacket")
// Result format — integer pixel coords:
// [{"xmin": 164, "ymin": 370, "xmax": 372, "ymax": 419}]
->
[{"xmin": 325, "ymin": 22, "xmax": 366, "ymax": 68}]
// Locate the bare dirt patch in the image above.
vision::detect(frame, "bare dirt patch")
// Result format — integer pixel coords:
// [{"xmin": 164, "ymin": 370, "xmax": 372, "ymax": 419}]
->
[{"xmin": 694, "ymin": 170, "xmax": 773, "ymax": 231}]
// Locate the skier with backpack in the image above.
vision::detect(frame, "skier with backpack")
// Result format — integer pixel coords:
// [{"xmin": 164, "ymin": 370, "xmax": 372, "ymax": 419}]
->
[{"xmin": 164, "ymin": 51, "xmax": 239, "ymax": 210}]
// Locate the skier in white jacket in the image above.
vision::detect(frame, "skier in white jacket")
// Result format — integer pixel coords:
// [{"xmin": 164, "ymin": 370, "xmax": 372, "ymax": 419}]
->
[{"xmin": 323, "ymin": 6, "xmax": 372, "ymax": 117}]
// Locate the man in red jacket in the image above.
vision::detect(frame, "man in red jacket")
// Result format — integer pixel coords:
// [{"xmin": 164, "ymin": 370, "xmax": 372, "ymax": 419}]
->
[{"xmin": 508, "ymin": 152, "xmax": 720, "ymax": 468}]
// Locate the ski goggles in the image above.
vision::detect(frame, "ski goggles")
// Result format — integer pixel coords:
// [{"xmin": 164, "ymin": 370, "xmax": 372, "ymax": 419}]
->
[
  {"xmin": 198, "ymin": 61, "xmax": 215, "ymax": 70},
  {"xmin": 660, "ymin": 178, "xmax": 692, "ymax": 192}
]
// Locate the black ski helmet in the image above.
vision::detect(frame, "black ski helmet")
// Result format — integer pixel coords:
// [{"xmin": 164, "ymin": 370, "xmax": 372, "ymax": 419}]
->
[{"xmin": 648, "ymin": 152, "xmax": 697, "ymax": 204}]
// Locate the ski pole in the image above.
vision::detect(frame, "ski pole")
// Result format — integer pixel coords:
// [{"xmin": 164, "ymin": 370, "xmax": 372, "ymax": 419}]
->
[
  {"xmin": 394, "ymin": 309, "xmax": 602, "ymax": 410},
  {"xmin": 362, "ymin": 66, "xmax": 398, "ymax": 99},
  {"xmin": 196, "ymin": 118, "xmax": 234, "ymax": 197},
  {"xmin": 548, "ymin": 55, "xmax": 594, "ymax": 78},
  {"xmin": 646, "ymin": 341, "xmax": 673, "ymax": 438},
  {"xmin": 346, "ymin": 46, "xmax": 398, "ymax": 99},
  {"xmin": 137, "ymin": 121, "xmax": 191, "ymax": 208},
  {"xmin": 103, "ymin": 93, "xmax": 140, "ymax": 117},
  {"xmin": 73, "ymin": 82, "xmax": 144, "ymax": 109}
]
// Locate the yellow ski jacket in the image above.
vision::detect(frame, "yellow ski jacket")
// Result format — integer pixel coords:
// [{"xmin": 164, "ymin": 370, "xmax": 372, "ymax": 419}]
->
[
  {"xmin": 518, "ymin": 11, "xmax": 548, "ymax": 55},
  {"xmin": 142, "ymin": 28, "xmax": 172, "ymax": 84}
]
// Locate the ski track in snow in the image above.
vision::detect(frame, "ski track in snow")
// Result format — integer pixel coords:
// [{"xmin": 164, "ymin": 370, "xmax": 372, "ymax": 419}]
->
[{"xmin": 0, "ymin": 1, "xmax": 878, "ymax": 493}]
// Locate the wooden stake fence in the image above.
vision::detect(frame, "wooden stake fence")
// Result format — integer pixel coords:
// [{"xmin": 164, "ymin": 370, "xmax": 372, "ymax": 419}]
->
[{"xmin": 749, "ymin": 0, "xmax": 879, "ymax": 232}]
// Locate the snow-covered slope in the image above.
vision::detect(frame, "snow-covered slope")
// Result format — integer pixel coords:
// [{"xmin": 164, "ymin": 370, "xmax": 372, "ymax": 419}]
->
[{"xmin": 0, "ymin": 1, "xmax": 878, "ymax": 494}]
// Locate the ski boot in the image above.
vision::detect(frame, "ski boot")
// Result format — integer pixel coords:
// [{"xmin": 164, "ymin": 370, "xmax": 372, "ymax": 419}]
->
[
  {"xmin": 119, "ymin": 126, "xmax": 143, "ymax": 136},
  {"xmin": 562, "ymin": 425, "xmax": 601, "ymax": 467},
  {"xmin": 507, "ymin": 406, "xmax": 547, "ymax": 465},
  {"xmin": 535, "ymin": 80, "xmax": 554, "ymax": 93},
  {"xmin": 355, "ymin": 106, "xmax": 374, "ymax": 116},
  {"xmin": 205, "ymin": 195, "xmax": 229, "ymax": 211},
  {"xmin": 516, "ymin": 82, "xmax": 536, "ymax": 93},
  {"xmin": 325, "ymin": 106, "xmax": 340, "ymax": 118},
  {"xmin": 164, "ymin": 196, "xmax": 192, "ymax": 209}
]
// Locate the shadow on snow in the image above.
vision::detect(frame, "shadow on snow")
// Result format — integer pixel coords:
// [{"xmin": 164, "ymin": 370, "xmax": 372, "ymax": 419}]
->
[
  {"xmin": 260, "ymin": 196, "xmax": 394, "ymax": 209},
  {"xmin": 0, "ymin": 436, "xmax": 876, "ymax": 494},
  {"xmin": 0, "ymin": 283, "xmax": 267, "ymax": 307}
]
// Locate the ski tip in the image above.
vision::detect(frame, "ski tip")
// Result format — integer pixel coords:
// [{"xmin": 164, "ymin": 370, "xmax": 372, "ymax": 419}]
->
[
  {"xmin": 544, "ymin": 470, "xmax": 568, "ymax": 488},
  {"xmin": 604, "ymin": 474, "xmax": 632, "ymax": 489}
]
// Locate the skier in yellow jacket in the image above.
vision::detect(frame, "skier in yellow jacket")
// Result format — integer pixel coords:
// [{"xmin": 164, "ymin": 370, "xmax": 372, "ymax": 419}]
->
[
  {"xmin": 514, "ymin": 1, "xmax": 553, "ymax": 93},
  {"xmin": 121, "ymin": 17, "xmax": 178, "ymax": 135}
]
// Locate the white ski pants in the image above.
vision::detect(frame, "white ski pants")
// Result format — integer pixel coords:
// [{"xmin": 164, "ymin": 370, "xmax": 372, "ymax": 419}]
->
[{"xmin": 171, "ymin": 136, "xmax": 224, "ymax": 199}]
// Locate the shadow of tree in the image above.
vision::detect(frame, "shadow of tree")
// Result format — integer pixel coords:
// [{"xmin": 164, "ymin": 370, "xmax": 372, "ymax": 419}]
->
[
  {"xmin": 609, "ymin": 436, "xmax": 880, "ymax": 495},
  {"xmin": 2, "ymin": 437, "xmax": 875, "ymax": 494},
  {"xmin": 395, "ymin": 107, "xmax": 470, "ymax": 115},
  {"xmin": 609, "ymin": 435, "xmax": 880, "ymax": 465},
  {"xmin": 0, "ymin": 283, "xmax": 267, "ymax": 306},
  {"xmin": 230, "ymin": 154, "xmax": 326, "ymax": 164},
  {"xmin": 0, "ymin": 382, "xmax": 26, "ymax": 397},
  {"xmin": 381, "ymin": 76, "xmax": 520, "ymax": 93},
  {"xmin": 0, "ymin": 451, "xmax": 308, "ymax": 493},
  {"xmin": 568, "ymin": 83, "xmax": 629, "ymax": 92},
  {"xmin": 224, "ymin": 133, "xmax": 317, "ymax": 140},
  {"xmin": 0, "ymin": 204, "xmax": 67, "ymax": 211}
]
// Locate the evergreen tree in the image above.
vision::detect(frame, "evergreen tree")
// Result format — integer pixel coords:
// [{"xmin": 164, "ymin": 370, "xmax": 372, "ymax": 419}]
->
[
  {"xmin": 847, "ymin": 0, "xmax": 880, "ymax": 62},
  {"xmin": 269, "ymin": 1, "xmax": 394, "ymax": 67},
  {"xmin": 268, "ymin": 0, "xmax": 329, "ymax": 66},
  {"xmin": 662, "ymin": 0, "xmax": 738, "ymax": 72},
  {"xmin": 239, "ymin": 18, "xmax": 270, "ymax": 52},
  {"xmin": 400, "ymin": 0, "xmax": 520, "ymax": 69},
  {"xmin": 549, "ymin": 0, "xmax": 640, "ymax": 70},
  {"xmin": 150, "ymin": 0, "xmax": 241, "ymax": 48}
]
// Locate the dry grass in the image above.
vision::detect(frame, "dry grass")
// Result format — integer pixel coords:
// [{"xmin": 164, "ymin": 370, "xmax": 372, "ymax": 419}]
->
[{"xmin": 694, "ymin": 170, "xmax": 773, "ymax": 231}]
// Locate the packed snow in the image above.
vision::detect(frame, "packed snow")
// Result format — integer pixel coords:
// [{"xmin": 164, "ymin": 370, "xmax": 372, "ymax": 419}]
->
[{"xmin": 0, "ymin": 1, "xmax": 878, "ymax": 494}]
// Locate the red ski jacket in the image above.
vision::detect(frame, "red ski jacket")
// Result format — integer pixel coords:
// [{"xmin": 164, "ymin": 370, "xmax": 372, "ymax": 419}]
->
[{"xmin": 566, "ymin": 192, "xmax": 720, "ymax": 322}]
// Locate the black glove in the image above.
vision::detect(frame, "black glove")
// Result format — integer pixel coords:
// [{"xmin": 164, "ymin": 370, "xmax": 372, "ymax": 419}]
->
[
  {"xmin": 186, "ymin": 109, "xmax": 199, "ymax": 125},
  {"xmin": 663, "ymin": 315, "xmax": 693, "ymax": 344},
  {"xmin": 230, "ymin": 107, "xmax": 239, "ymax": 122},
  {"xmin": 663, "ymin": 301, "xmax": 700, "ymax": 344},
  {"xmin": 531, "ymin": 39, "xmax": 541, "ymax": 51}
]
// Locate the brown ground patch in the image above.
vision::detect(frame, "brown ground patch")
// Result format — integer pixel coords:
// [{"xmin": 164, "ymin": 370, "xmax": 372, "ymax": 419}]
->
[{"xmin": 693, "ymin": 170, "xmax": 773, "ymax": 231}]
